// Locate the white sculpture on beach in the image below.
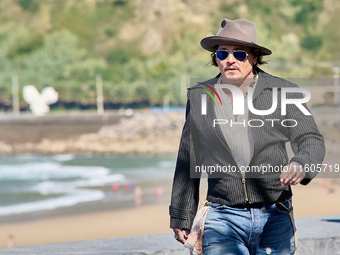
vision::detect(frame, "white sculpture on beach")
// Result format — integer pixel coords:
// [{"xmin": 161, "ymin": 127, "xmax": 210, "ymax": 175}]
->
[{"xmin": 23, "ymin": 85, "xmax": 59, "ymax": 116}]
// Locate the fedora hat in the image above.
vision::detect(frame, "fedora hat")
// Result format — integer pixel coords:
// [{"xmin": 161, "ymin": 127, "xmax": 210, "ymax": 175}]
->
[{"xmin": 201, "ymin": 18, "xmax": 272, "ymax": 55}]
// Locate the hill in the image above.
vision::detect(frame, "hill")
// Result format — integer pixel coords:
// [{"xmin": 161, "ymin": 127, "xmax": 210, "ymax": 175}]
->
[{"xmin": 0, "ymin": 0, "xmax": 339, "ymax": 110}]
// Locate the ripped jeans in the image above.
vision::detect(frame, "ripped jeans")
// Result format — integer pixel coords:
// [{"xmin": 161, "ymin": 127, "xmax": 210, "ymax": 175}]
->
[{"xmin": 203, "ymin": 199, "xmax": 296, "ymax": 255}]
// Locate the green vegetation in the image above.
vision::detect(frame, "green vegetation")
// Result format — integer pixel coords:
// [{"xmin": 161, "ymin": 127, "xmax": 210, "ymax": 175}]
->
[{"xmin": 0, "ymin": 0, "xmax": 338, "ymax": 111}]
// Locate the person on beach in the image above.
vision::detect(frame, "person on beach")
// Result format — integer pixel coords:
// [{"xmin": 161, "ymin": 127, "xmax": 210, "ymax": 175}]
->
[
  {"xmin": 134, "ymin": 186, "xmax": 142, "ymax": 206},
  {"xmin": 169, "ymin": 18, "xmax": 325, "ymax": 254}
]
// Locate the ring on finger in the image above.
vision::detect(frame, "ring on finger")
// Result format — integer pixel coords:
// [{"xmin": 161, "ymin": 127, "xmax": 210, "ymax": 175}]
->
[{"xmin": 291, "ymin": 172, "xmax": 297, "ymax": 178}]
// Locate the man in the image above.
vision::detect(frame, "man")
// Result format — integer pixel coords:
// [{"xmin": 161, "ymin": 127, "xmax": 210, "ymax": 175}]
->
[{"xmin": 169, "ymin": 18, "xmax": 325, "ymax": 254}]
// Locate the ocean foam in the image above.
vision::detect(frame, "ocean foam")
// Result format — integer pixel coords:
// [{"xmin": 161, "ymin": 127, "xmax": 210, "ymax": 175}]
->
[
  {"xmin": 0, "ymin": 162, "xmax": 111, "ymax": 180},
  {"xmin": 0, "ymin": 189, "xmax": 105, "ymax": 216}
]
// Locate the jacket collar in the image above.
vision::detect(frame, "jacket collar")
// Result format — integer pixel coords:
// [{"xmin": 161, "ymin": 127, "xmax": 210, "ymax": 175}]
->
[
  {"xmin": 202, "ymin": 69, "xmax": 268, "ymax": 100},
  {"xmin": 195, "ymin": 70, "xmax": 269, "ymax": 164}
]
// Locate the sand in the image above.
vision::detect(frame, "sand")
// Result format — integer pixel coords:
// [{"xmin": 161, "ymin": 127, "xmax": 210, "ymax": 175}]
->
[
  {"xmin": 0, "ymin": 179, "xmax": 339, "ymax": 249},
  {"xmin": 0, "ymin": 203, "xmax": 172, "ymax": 248}
]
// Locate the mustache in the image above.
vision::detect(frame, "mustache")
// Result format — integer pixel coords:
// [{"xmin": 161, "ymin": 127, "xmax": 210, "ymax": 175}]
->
[{"xmin": 224, "ymin": 65, "xmax": 240, "ymax": 72}]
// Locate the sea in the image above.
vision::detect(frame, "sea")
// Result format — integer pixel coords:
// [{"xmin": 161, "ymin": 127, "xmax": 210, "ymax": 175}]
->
[{"xmin": 0, "ymin": 153, "xmax": 177, "ymax": 223}]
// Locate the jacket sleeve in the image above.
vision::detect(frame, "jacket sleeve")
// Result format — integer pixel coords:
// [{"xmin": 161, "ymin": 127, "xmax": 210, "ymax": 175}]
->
[
  {"xmin": 286, "ymin": 87, "xmax": 326, "ymax": 185},
  {"xmin": 169, "ymin": 92, "xmax": 201, "ymax": 230}
]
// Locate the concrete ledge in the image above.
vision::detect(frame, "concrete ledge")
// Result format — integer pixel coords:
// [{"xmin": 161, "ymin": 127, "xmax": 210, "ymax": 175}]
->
[
  {"xmin": 1, "ymin": 214, "xmax": 340, "ymax": 255},
  {"xmin": 0, "ymin": 233, "xmax": 186, "ymax": 255},
  {"xmin": 0, "ymin": 112, "xmax": 125, "ymax": 143},
  {"xmin": 295, "ymin": 214, "xmax": 340, "ymax": 254}
]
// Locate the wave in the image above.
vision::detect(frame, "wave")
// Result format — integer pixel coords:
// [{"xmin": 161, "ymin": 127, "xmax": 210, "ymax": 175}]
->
[
  {"xmin": 0, "ymin": 162, "xmax": 127, "ymax": 215},
  {"xmin": 0, "ymin": 162, "xmax": 112, "ymax": 180},
  {"xmin": 52, "ymin": 154, "xmax": 75, "ymax": 161},
  {"xmin": 29, "ymin": 174, "xmax": 126, "ymax": 195},
  {"xmin": 0, "ymin": 154, "xmax": 173, "ymax": 216},
  {"xmin": 0, "ymin": 189, "xmax": 104, "ymax": 216},
  {"xmin": 157, "ymin": 160, "xmax": 175, "ymax": 168}
]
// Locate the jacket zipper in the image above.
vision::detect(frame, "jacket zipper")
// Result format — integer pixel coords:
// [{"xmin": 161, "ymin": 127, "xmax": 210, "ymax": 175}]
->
[
  {"xmin": 203, "ymin": 82, "xmax": 266, "ymax": 204},
  {"xmin": 245, "ymin": 86, "xmax": 265, "ymax": 203},
  {"xmin": 206, "ymin": 112, "xmax": 249, "ymax": 201},
  {"xmin": 242, "ymin": 177, "xmax": 249, "ymax": 201}
]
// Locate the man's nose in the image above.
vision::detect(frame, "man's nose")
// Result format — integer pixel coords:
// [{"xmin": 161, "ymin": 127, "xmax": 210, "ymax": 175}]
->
[{"xmin": 226, "ymin": 52, "xmax": 236, "ymax": 63}]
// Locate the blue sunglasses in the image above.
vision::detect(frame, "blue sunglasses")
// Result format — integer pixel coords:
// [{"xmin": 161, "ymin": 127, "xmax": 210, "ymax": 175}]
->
[{"xmin": 215, "ymin": 50, "xmax": 249, "ymax": 62}]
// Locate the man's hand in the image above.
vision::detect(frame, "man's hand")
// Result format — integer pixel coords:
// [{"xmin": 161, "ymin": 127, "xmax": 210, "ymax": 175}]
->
[
  {"xmin": 280, "ymin": 161, "xmax": 306, "ymax": 186},
  {"xmin": 172, "ymin": 228, "xmax": 190, "ymax": 244}
]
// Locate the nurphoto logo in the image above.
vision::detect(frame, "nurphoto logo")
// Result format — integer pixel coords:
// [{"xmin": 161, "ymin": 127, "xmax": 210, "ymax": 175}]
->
[{"xmin": 199, "ymin": 83, "xmax": 312, "ymax": 128}]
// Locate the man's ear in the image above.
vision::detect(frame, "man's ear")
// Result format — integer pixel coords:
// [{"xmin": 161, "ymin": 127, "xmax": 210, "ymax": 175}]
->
[
  {"xmin": 253, "ymin": 49, "xmax": 260, "ymax": 58},
  {"xmin": 251, "ymin": 49, "xmax": 259, "ymax": 64}
]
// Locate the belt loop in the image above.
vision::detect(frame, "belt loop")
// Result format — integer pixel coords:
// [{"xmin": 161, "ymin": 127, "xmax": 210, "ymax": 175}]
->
[{"xmin": 277, "ymin": 201, "xmax": 290, "ymax": 212}]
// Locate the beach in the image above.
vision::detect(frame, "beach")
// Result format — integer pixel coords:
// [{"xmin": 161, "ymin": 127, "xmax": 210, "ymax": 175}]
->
[
  {"xmin": 0, "ymin": 180, "xmax": 339, "ymax": 249},
  {"xmin": 0, "ymin": 202, "xmax": 172, "ymax": 248},
  {"xmin": 0, "ymin": 108, "xmax": 339, "ymax": 249}
]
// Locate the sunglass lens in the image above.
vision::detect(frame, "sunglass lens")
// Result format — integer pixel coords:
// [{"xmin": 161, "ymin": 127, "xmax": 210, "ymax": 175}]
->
[
  {"xmin": 216, "ymin": 51, "xmax": 229, "ymax": 60},
  {"xmin": 233, "ymin": 51, "xmax": 247, "ymax": 61},
  {"xmin": 216, "ymin": 50, "xmax": 247, "ymax": 61}
]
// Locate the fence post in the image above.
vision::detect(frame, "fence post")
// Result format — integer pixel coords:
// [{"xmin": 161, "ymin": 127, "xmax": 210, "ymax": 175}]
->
[
  {"xmin": 96, "ymin": 74, "xmax": 104, "ymax": 115},
  {"xmin": 12, "ymin": 75, "xmax": 20, "ymax": 115}
]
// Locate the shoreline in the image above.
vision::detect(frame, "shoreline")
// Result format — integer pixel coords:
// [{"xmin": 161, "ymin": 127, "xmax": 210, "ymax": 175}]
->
[{"xmin": 0, "ymin": 180, "xmax": 339, "ymax": 248}]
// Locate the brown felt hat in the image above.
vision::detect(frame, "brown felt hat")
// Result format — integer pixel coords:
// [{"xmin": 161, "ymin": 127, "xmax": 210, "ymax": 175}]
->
[{"xmin": 201, "ymin": 18, "xmax": 272, "ymax": 55}]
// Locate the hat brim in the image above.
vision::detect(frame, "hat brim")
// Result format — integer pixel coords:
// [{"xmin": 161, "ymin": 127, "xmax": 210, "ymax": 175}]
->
[{"xmin": 201, "ymin": 36, "xmax": 272, "ymax": 55}]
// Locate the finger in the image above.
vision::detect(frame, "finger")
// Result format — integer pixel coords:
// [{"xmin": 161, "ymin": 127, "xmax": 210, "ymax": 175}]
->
[
  {"xmin": 281, "ymin": 175, "xmax": 295, "ymax": 186},
  {"xmin": 281, "ymin": 178, "xmax": 291, "ymax": 186},
  {"xmin": 290, "ymin": 171, "xmax": 302, "ymax": 183},
  {"xmin": 185, "ymin": 229, "xmax": 190, "ymax": 237},
  {"xmin": 290, "ymin": 175, "xmax": 304, "ymax": 185},
  {"xmin": 290, "ymin": 178, "xmax": 301, "ymax": 185},
  {"xmin": 177, "ymin": 233, "xmax": 186, "ymax": 244},
  {"xmin": 289, "ymin": 176, "xmax": 299, "ymax": 185},
  {"xmin": 280, "ymin": 162, "xmax": 304, "ymax": 185},
  {"xmin": 282, "ymin": 170, "xmax": 299, "ymax": 185},
  {"xmin": 286, "ymin": 178, "xmax": 297, "ymax": 185},
  {"xmin": 281, "ymin": 172, "xmax": 293, "ymax": 185},
  {"xmin": 290, "ymin": 170, "xmax": 306, "ymax": 185},
  {"xmin": 280, "ymin": 170, "xmax": 291, "ymax": 179},
  {"xmin": 280, "ymin": 174, "xmax": 290, "ymax": 184},
  {"xmin": 289, "ymin": 179, "xmax": 299, "ymax": 185},
  {"xmin": 173, "ymin": 229, "xmax": 185, "ymax": 244},
  {"xmin": 283, "ymin": 171, "xmax": 302, "ymax": 185}
]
